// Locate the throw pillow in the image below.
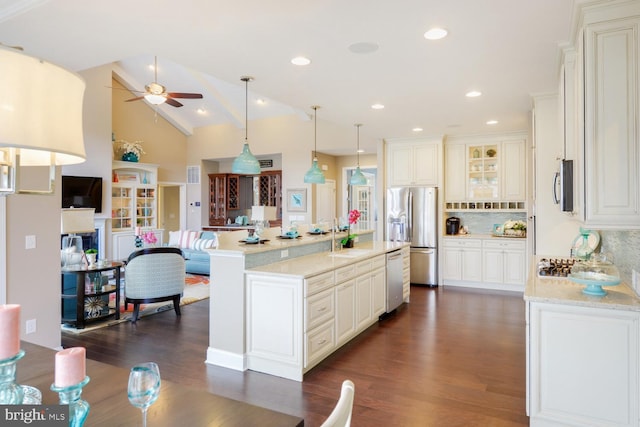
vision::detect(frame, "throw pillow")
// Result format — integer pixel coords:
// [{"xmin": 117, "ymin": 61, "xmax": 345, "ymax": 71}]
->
[
  {"xmin": 191, "ymin": 238, "xmax": 216, "ymax": 251},
  {"xmin": 179, "ymin": 230, "xmax": 199, "ymax": 249},
  {"xmin": 168, "ymin": 230, "xmax": 181, "ymax": 246}
]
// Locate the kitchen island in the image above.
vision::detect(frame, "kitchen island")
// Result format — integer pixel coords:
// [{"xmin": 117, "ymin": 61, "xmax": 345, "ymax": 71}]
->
[
  {"xmin": 524, "ymin": 258, "xmax": 640, "ymax": 427},
  {"xmin": 205, "ymin": 227, "xmax": 410, "ymax": 381}
]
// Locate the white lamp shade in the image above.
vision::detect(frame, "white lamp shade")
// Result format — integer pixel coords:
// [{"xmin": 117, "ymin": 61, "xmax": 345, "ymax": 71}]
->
[
  {"xmin": 0, "ymin": 46, "xmax": 86, "ymax": 166},
  {"xmin": 61, "ymin": 208, "xmax": 95, "ymax": 234}
]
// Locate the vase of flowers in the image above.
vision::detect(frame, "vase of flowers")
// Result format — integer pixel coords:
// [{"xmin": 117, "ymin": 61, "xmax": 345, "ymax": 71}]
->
[
  {"xmin": 116, "ymin": 139, "xmax": 145, "ymax": 162},
  {"xmin": 340, "ymin": 209, "xmax": 361, "ymax": 248},
  {"xmin": 142, "ymin": 231, "xmax": 158, "ymax": 247}
]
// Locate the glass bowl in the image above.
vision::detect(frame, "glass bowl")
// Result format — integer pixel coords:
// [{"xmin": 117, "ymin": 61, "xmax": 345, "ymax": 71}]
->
[{"xmin": 568, "ymin": 254, "xmax": 621, "ymax": 296}]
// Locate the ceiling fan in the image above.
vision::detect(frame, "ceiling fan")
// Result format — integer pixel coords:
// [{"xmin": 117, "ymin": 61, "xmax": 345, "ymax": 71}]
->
[{"xmin": 124, "ymin": 56, "xmax": 203, "ymax": 108}]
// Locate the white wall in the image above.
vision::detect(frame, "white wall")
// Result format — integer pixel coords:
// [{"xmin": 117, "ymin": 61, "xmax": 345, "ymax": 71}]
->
[{"xmin": 533, "ymin": 94, "xmax": 580, "ymax": 256}]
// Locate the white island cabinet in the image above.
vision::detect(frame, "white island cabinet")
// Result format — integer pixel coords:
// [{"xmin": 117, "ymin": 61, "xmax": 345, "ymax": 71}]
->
[
  {"xmin": 246, "ymin": 250, "xmax": 393, "ymax": 382},
  {"xmin": 525, "ymin": 264, "xmax": 640, "ymax": 427}
]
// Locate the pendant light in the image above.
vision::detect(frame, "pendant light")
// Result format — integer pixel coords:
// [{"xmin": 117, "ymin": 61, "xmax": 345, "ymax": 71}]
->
[
  {"xmin": 350, "ymin": 124, "xmax": 367, "ymax": 185},
  {"xmin": 232, "ymin": 76, "xmax": 261, "ymax": 175},
  {"xmin": 304, "ymin": 105, "xmax": 326, "ymax": 184}
]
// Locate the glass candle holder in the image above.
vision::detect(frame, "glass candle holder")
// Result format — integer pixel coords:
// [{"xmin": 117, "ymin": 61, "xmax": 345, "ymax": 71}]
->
[
  {"xmin": 51, "ymin": 376, "xmax": 90, "ymax": 427},
  {"xmin": 0, "ymin": 350, "xmax": 25, "ymax": 404}
]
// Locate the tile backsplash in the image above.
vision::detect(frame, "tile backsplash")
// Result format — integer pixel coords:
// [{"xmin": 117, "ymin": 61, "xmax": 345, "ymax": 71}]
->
[
  {"xmin": 445, "ymin": 212, "xmax": 527, "ymax": 235},
  {"xmin": 598, "ymin": 230, "xmax": 640, "ymax": 286}
]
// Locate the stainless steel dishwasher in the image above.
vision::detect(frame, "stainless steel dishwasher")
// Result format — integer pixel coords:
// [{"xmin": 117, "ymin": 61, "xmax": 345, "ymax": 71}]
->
[{"xmin": 386, "ymin": 249, "xmax": 404, "ymax": 313}]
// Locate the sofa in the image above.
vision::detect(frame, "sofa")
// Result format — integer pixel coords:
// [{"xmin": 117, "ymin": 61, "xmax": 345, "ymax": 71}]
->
[{"xmin": 167, "ymin": 230, "xmax": 217, "ymax": 275}]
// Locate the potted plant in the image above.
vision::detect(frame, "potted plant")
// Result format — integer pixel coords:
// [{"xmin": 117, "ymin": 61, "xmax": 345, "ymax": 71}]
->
[
  {"xmin": 85, "ymin": 248, "xmax": 98, "ymax": 268},
  {"xmin": 115, "ymin": 139, "xmax": 145, "ymax": 162},
  {"xmin": 340, "ymin": 209, "xmax": 361, "ymax": 248}
]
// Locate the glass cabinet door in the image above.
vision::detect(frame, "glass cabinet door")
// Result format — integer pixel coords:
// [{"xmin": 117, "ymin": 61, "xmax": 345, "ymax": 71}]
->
[
  {"xmin": 468, "ymin": 144, "xmax": 498, "ymax": 199},
  {"xmin": 136, "ymin": 187, "xmax": 156, "ymax": 228},
  {"xmin": 111, "ymin": 186, "xmax": 132, "ymax": 231}
]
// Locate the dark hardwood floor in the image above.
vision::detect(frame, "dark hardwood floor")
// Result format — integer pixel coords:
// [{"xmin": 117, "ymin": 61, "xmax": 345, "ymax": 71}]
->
[{"xmin": 62, "ymin": 285, "xmax": 529, "ymax": 426}]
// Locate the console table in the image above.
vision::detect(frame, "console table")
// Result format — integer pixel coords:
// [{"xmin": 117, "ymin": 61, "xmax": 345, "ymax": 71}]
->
[{"xmin": 61, "ymin": 261, "xmax": 122, "ymax": 329}]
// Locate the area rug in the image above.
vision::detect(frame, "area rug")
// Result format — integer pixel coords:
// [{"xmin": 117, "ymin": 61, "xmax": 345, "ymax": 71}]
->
[{"xmin": 61, "ymin": 274, "xmax": 209, "ymax": 334}]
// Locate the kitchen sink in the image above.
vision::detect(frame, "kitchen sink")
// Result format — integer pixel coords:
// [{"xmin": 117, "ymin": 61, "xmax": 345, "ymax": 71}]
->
[{"xmin": 328, "ymin": 249, "xmax": 372, "ymax": 258}]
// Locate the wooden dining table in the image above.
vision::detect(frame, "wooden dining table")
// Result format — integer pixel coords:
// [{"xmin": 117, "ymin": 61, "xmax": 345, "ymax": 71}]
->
[{"xmin": 16, "ymin": 342, "xmax": 304, "ymax": 426}]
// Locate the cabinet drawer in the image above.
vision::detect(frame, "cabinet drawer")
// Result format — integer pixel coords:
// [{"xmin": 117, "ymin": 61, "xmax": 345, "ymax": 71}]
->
[
  {"xmin": 305, "ymin": 320, "xmax": 335, "ymax": 368},
  {"xmin": 443, "ymin": 238, "xmax": 482, "ymax": 248},
  {"xmin": 372, "ymin": 255, "xmax": 386, "ymax": 270},
  {"xmin": 335, "ymin": 264, "xmax": 356, "ymax": 283},
  {"xmin": 305, "ymin": 288, "xmax": 335, "ymax": 331},
  {"xmin": 356, "ymin": 259, "xmax": 373, "ymax": 276},
  {"xmin": 305, "ymin": 271, "xmax": 334, "ymax": 296},
  {"xmin": 483, "ymin": 239, "xmax": 525, "ymax": 251},
  {"xmin": 402, "ymin": 254, "xmax": 410, "ymax": 269}
]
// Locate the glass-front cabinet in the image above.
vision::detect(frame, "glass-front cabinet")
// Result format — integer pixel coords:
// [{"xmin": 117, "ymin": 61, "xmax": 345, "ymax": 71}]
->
[
  {"xmin": 467, "ymin": 144, "xmax": 498, "ymax": 200},
  {"xmin": 112, "ymin": 161, "xmax": 158, "ymax": 232}
]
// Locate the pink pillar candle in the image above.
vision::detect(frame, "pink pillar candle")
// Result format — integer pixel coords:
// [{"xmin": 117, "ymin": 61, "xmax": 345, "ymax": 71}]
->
[
  {"xmin": 55, "ymin": 347, "xmax": 86, "ymax": 387},
  {"xmin": 0, "ymin": 304, "xmax": 20, "ymax": 359}
]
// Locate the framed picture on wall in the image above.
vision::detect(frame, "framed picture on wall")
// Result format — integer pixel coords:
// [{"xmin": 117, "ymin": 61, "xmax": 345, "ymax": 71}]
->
[{"xmin": 287, "ymin": 188, "xmax": 307, "ymax": 212}]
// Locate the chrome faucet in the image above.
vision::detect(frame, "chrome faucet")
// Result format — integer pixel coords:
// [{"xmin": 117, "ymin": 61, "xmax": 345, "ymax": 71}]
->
[{"xmin": 331, "ymin": 219, "xmax": 336, "ymax": 252}]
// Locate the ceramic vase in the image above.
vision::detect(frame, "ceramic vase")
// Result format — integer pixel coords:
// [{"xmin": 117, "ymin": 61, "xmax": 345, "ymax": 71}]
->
[{"xmin": 121, "ymin": 152, "xmax": 139, "ymax": 162}]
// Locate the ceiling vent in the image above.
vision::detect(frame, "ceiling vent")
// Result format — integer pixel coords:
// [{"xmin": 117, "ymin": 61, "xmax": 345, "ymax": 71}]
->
[{"xmin": 187, "ymin": 165, "xmax": 200, "ymax": 184}]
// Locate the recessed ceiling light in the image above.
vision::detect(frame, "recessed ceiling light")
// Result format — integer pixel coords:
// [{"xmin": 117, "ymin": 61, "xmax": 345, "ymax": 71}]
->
[
  {"xmin": 348, "ymin": 42, "xmax": 379, "ymax": 54},
  {"xmin": 196, "ymin": 108, "xmax": 207, "ymax": 115},
  {"xmin": 256, "ymin": 99, "xmax": 266, "ymax": 105},
  {"xmin": 466, "ymin": 90, "xmax": 482, "ymax": 98},
  {"xmin": 291, "ymin": 56, "xmax": 311, "ymax": 66},
  {"xmin": 412, "ymin": 127, "xmax": 423, "ymax": 132},
  {"xmin": 371, "ymin": 103, "xmax": 384, "ymax": 110},
  {"xmin": 486, "ymin": 120, "xmax": 498, "ymax": 125},
  {"xmin": 424, "ymin": 28, "xmax": 448, "ymax": 40}
]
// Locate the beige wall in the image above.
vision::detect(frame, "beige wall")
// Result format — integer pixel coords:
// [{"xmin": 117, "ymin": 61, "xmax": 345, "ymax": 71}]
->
[{"xmin": 112, "ymin": 79, "xmax": 188, "ymax": 183}]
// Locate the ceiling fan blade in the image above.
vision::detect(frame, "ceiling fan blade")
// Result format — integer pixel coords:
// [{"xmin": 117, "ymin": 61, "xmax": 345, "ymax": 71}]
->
[
  {"xmin": 167, "ymin": 92, "xmax": 203, "ymax": 99},
  {"xmin": 110, "ymin": 86, "xmax": 146, "ymax": 94},
  {"xmin": 165, "ymin": 97, "xmax": 183, "ymax": 107},
  {"xmin": 125, "ymin": 96, "xmax": 145, "ymax": 102}
]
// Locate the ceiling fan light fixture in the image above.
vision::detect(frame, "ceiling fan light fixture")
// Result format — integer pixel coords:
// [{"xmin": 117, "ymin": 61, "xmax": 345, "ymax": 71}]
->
[
  {"xmin": 232, "ymin": 76, "xmax": 261, "ymax": 175},
  {"xmin": 144, "ymin": 93, "xmax": 166, "ymax": 105},
  {"xmin": 304, "ymin": 105, "xmax": 326, "ymax": 184}
]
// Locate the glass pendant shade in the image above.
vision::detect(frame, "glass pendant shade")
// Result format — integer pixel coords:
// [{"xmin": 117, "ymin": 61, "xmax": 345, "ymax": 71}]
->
[
  {"xmin": 304, "ymin": 105, "xmax": 326, "ymax": 184},
  {"xmin": 304, "ymin": 158, "xmax": 325, "ymax": 184},
  {"xmin": 232, "ymin": 76, "xmax": 261, "ymax": 175},
  {"xmin": 349, "ymin": 123, "xmax": 366, "ymax": 185},
  {"xmin": 350, "ymin": 166, "xmax": 367, "ymax": 185},
  {"xmin": 232, "ymin": 143, "xmax": 261, "ymax": 175}
]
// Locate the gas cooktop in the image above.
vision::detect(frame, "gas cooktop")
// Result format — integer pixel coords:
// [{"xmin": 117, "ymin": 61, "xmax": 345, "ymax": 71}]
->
[{"xmin": 537, "ymin": 258, "xmax": 576, "ymax": 278}]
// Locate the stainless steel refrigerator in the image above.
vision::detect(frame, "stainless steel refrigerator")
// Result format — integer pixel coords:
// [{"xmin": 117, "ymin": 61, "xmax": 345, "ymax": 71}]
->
[{"xmin": 386, "ymin": 186, "xmax": 438, "ymax": 286}]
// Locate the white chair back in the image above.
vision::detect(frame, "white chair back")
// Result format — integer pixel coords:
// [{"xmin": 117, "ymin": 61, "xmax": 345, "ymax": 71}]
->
[{"xmin": 320, "ymin": 380, "xmax": 355, "ymax": 427}]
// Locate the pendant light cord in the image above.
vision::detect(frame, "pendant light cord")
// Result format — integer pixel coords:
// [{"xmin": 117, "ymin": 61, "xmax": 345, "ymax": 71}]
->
[
  {"xmin": 244, "ymin": 78, "xmax": 249, "ymax": 143},
  {"xmin": 355, "ymin": 124, "xmax": 362, "ymax": 166},
  {"xmin": 313, "ymin": 106, "xmax": 318, "ymax": 158}
]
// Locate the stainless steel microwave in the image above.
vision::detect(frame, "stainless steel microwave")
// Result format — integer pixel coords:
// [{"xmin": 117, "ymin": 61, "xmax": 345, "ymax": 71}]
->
[{"xmin": 553, "ymin": 159, "xmax": 573, "ymax": 212}]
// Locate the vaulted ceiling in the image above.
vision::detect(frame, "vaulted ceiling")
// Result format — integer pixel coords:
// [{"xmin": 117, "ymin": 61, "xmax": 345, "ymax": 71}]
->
[{"xmin": 0, "ymin": 0, "xmax": 574, "ymax": 154}]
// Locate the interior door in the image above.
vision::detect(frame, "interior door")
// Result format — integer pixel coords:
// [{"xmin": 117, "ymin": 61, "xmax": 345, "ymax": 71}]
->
[{"xmin": 315, "ymin": 179, "xmax": 336, "ymax": 225}]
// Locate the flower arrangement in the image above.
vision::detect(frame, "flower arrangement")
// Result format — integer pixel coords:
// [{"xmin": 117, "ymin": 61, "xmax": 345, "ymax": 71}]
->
[
  {"xmin": 115, "ymin": 139, "xmax": 145, "ymax": 159},
  {"xmin": 340, "ymin": 209, "xmax": 361, "ymax": 247},
  {"xmin": 503, "ymin": 220, "xmax": 526, "ymax": 237},
  {"xmin": 142, "ymin": 231, "xmax": 157, "ymax": 245}
]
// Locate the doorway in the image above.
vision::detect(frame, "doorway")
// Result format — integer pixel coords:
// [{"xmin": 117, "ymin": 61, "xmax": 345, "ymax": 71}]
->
[
  {"xmin": 315, "ymin": 179, "xmax": 336, "ymax": 226},
  {"xmin": 158, "ymin": 183, "xmax": 186, "ymax": 243}
]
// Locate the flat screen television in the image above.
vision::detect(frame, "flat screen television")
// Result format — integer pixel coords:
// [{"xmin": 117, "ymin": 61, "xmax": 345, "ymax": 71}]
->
[{"xmin": 62, "ymin": 176, "xmax": 103, "ymax": 213}]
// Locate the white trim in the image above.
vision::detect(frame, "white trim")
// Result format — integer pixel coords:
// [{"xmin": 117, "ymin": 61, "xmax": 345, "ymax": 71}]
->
[
  {"xmin": 206, "ymin": 347, "xmax": 247, "ymax": 371},
  {"xmin": 0, "ymin": 197, "xmax": 5, "ymax": 304}
]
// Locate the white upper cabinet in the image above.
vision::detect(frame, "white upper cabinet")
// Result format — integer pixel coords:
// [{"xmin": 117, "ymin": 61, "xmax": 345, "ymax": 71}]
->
[
  {"xmin": 386, "ymin": 137, "xmax": 443, "ymax": 187},
  {"xmin": 583, "ymin": 14, "xmax": 640, "ymax": 228},
  {"xmin": 444, "ymin": 133, "xmax": 527, "ymax": 210}
]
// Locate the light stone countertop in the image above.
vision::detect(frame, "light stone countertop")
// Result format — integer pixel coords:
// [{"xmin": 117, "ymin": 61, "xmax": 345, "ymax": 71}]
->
[
  {"xmin": 245, "ymin": 241, "xmax": 409, "ymax": 279},
  {"xmin": 524, "ymin": 256, "xmax": 640, "ymax": 311},
  {"xmin": 211, "ymin": 228, "xmax": 370, "ymax": 255}
]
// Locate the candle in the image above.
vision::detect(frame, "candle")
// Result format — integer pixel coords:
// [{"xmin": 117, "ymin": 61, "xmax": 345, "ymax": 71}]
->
[
  {"xmin": 55, "ymin": 347, "xmax": 86, "ymax": 387},
  {"xmin": 0, "ymin": 304, "xmax": 20, "ymax": 359}
]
